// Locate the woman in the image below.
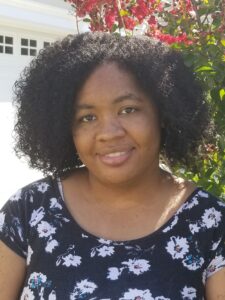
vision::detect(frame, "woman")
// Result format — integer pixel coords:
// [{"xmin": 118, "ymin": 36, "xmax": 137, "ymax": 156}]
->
[{"xmin": 0, "ymin": 32, "xmax": 225, "ymax": 299}]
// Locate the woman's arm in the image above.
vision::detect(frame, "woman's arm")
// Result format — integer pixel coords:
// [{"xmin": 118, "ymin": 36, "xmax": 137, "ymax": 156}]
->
[
  {"xmin": 0, "ymin": 241, "xmax": 26, "ymax": 300},
  {"xmin": 206, "ymin": 268, "xmax": 225, "ymax": 300}
]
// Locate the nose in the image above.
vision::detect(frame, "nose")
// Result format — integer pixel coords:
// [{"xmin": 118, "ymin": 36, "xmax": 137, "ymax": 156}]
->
[{"xmin": 96, "ymin": 116, "xmax": 126, "ymax": 142}]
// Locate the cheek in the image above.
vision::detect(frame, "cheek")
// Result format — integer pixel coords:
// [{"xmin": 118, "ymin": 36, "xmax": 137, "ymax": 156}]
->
[
  {"xmin": 129, "ymin": 115, "xmax": 160, "ymax": 141},
  {"xmin": 138, "ymin": 125, "xmax": 161, "ymax": 153},
  {"xmin": 72, "ymin": 129, "xmax": 93, "ymax": 160}
]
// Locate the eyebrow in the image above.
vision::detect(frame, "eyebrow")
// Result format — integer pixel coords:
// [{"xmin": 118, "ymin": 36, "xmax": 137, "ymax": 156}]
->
[{"xmin": 76, "ymin": 93, "xmax": 142, "ymax": 110}]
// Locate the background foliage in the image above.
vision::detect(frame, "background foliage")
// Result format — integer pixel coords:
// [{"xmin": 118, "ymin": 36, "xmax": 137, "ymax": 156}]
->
[{"xmin": 65, "ymin": 0, "xmax": 225, "ymax": 199}]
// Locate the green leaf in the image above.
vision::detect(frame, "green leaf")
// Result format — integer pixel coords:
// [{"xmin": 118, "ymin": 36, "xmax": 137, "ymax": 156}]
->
[
  {"xmin": 83, "ymin": 18, "xmax": 91, "ymax": 23},
  {"xmin": 221, "ymin": 40, "xmax": 225, "ymax": 47},
  {"xmin": 195, "ymin": 66, "xmax": 214, "ymax": 72},
  {"xmin": 219, "ymin": 89, "xmax": 225, "ymax": 100},
  {"xmin": 112, "ymin": 24, "xmax": 118, "ymax": 32}
]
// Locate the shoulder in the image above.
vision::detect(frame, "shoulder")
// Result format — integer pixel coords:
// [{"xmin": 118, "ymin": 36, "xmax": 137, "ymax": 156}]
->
[
  {"xmin": 0, "ymin": 176, "xmax": 61, "ymax": 258},
  {"xmin": 0, "ymin": 176, "xmax": 61, "ymax": 223},
  {"xmin": 180, "ymin": 187, "xmax": 225, "ymax": 214},
  {"xmin": 180, "ymin": 188, "xmax": 225, "ymax": 239},
  {"xmin": 195, "ymin": 188, "xmax": 225, "ymax": 212},
  {"xmin": 175, "ymin": 187, "xmax": 225, "ymax": 238},
  {"xmin": 197, "ymin": 188, "xmax": 225, "ymax": 228},
  {"xmin": 6, "ymin": 176, "xmax": 58, "ymax": 204}
]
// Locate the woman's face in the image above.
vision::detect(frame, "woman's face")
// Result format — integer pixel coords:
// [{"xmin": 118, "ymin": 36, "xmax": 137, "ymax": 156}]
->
[{"xmin": 73, "ymin": 63, "xmax": 161, "ymax": 186}]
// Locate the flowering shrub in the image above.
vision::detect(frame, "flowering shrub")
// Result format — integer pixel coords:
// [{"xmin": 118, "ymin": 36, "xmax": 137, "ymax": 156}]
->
[
  {"xmin": 65, "ymin": 0, "xmax": 224, "ymax": 43},
  {"xmin": 65, "ymin": 0, "xmax": 225, "ymax": 199}
]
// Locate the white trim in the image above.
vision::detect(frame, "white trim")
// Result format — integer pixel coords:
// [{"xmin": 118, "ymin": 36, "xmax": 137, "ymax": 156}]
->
[{"xmin": 0, "ymin": 0, "xmax": 80, "ymax": 35}]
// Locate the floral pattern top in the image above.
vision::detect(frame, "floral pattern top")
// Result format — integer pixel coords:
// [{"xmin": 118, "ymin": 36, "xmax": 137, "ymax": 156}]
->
[{"xmin": 0, "ymin": 176, "xmax": 225, "ymax": 300}]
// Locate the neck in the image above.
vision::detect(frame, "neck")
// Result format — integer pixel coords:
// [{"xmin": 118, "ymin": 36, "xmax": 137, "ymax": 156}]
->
[{"xmin": 86, "ymin": 166, "xmax": 170, "ymax": 209}]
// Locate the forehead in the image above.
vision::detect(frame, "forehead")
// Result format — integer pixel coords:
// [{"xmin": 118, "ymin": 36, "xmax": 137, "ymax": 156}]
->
[{"xmin": 76, "ymin": 63, "xmax": 145, "ymax": 104}]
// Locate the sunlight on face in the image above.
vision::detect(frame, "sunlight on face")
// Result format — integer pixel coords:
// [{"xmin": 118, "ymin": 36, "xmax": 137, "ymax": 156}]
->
[{"xmin": 73, "ymin": 63, "xmax": 161, "ymax": 187}]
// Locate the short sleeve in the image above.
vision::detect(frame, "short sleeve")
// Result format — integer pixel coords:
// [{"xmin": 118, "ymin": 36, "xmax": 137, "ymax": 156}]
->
[
  {"xmin": 206, "ymin": 206, "xmax": 225, "ymax": 278},
  {"xmin": 0, "ymin": 189, "xmax": 28, "ymax": 259}
]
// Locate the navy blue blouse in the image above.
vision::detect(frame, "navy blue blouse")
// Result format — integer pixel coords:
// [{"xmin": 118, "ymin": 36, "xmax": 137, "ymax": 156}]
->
[{"xmin": 0, "ymin": 176, "xmax": 225, "ymax": 300}]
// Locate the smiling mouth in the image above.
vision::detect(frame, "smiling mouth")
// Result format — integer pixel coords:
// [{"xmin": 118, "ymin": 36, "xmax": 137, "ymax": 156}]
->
[{"xmin": 98, "ymin": 149, "xmax": 134, "ymax": 166}]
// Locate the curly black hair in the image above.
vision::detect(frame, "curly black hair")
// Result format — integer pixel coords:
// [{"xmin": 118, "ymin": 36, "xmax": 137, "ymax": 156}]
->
[{"xmin": 13, "ymin": 32, "xmax": 210, "ymax": 177}]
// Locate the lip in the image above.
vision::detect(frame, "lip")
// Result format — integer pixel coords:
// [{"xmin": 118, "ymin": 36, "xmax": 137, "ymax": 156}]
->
[{"xmin": 97, "ymin": 148, "xmax": 134, "ymax": 167}]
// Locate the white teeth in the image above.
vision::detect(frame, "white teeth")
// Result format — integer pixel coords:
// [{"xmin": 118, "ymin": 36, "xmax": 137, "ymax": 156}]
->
[{"xmin": 106, "ymin": 152, "xmax": 126, "ymax": 157}]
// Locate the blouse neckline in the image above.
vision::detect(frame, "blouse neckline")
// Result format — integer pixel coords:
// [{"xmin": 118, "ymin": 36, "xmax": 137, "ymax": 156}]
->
[{"xmin": 52, "ymin": 176, "xmax": 201, "ymax": 245}]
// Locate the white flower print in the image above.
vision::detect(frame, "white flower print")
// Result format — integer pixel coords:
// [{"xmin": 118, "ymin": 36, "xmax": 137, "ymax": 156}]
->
[
  {"xmin": 48, "ymin": 290, "xmax": 56, "ymax": 300},
  {"xmin": 70, "ymin": 291, "xmax": 78, "ymax": 299},
  {"xmin": 62, "ymin": 254, "xmax": 82, "ymax": 267},
  {"xmin": 211, "ymin": 238, "xmax": 222, "ymax": 251},
  {"xmin": 120, "ymin": 288, "xmax": 154, "ymax": 300},
  {"xmin": 39, "ymin": 287, "xmax": 45, "ymax": 300},
  {"xmin": 182, "ymin": 255, "xmax": 204, "ymax": 270},
  {"xmin": 45, "ymin": 239, "xmax": 59, "ymax": 253},
  {"xmin": 50, "ymin": 198, "xmax": 62, "ymax": 210},
  {"xmin": 166, "ymin": 236, "xmax": 189, "ymax": 259},
  {"xmin": 163, "ymin": 216, "xmax": 178, "ymax": 233},
  {"xmin": 29, "ymin": 207, "xmax": 45, "ymax": 227},
  {"xmin": 189, "ymin": 223, "xmax": 200, "ymax": 234},
  {"xmin": 201, "ymin": 208, "xmax": 222, "ymax": 228},
  {"xmin": 37, "ymin": 221, "xmax": 56, "ymax": 238},
  {"xmin": 202, "ymin": 269, "xmax": 207, "ymax": 285},
  {"xmin": 91, "ymin": 240, "xmax": 116, "ymax": 258},
  {"xmin": 180, "ymin": 286, "xmax": 197, "ymax": 299},
  {"xmin": 27, "ymin": 245, "xmax": 33, "ymax": 265},
  {"xmin": 155, "ymin": 297, "xmax": 170, "ymax": 300},
  {"xmin": 76, "ymin": 279, "xmax": 97, "ymax": 294},
  {"xmin": 70, "ymin": 279, "xmax": 97, "ymax": 298},
  {"xmin": 37, "ymin": 182, "xmax": 49, "ymax": 193},
  {"xmin": 98, "ymin": 238, "xmax": 111, "ymax": 245},
  {"xmin": 20, "ymin": 286, "xmax": 35, "ymax": 300},
  {"xmin": 206, "ymin": 255, "xmax": 225, "ymax": 277},
  {"xmin": 122, "ymin": 259, "xmax": 150, "ymax": 275},
  {"xmin": 107, "ymin": 258, "xmax": 151, "ymax": 280},
  {"xmin": 107, "ymin": 267, "xmax": 123, "ymax": 280},
  {"xmin": 218, "ymin": 201, "xmax": 225, "ymax": 207},
  {"xmin": 0, "ymin": 212, "xmax": 5, "ymax": 231},
  {"xmin": 10, "ymin": 189, "xmax": 22, "ymax": 201},
  {"xmin": 97, "ymin": 245, "xmax": 115, "ymax": 257},
  {"xmin": 82, "ymin": 233, "xmax": 89, "ymax": 238},
  {"xmin": 184, "ymin": 197, "xmax": 199, "ymax": 210},
  {"xmin": 13, "ymin": 217, "xmax": 24, "ymax": 242},
  {"xmin": 56, "ymin": 245, "xmax": 82, "ymax": 267},
  {"xmin": 198, "ymin": 190, "xmax": 209, "ymax": 198},
  {"xmin": 28, "ymin": 272, "xmax": 47, "ymax": 289},
  {"xmin": 177, "ymin": 197, "xmax": 199, "ymax": 214}
]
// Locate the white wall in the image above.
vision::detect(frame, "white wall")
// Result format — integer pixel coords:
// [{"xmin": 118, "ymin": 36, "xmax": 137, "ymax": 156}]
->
[
  {"xmin": 0, "ymin": 103, "xmax": 43, "ymax": 205},
  {"xmin": 0, "ymin": 0, "xmax": 88, "ymax": 207},
  {"xmin": 0, "ymin": 0, "xmax": 88, "ymax": 103},
  {"xmin": 0, "ymin": 26, "xmax": 62, "ymax": 103},
  {"xmin": 0, "ymin": 0, "xmax": 80, "ymax": 35}
]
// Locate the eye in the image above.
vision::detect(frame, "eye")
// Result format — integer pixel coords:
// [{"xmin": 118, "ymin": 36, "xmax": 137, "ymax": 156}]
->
[
  {"xmin": 120, "ymin": 107, "xmax": 137, "ymax": 114},
  {"xmin": 79, "ymin": 114, "xmax": 96, "ymax": 123}
]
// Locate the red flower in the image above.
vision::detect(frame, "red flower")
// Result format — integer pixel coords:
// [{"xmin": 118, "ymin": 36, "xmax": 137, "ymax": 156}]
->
[
  {"xmin": 148, "ymin": 15, "xmax": 156, "ymax": 25},
  {"xmin": 156, "ymin": 2, "xmax": 164, "ymax": 13},
  {"xmin": 123, "ymin": 16, "xmax": 136, "ymax": 30},
  {"xmin": 105, "ymin": 10, "xmax": 117, "ymax": 30},
  {"xmin": 153, "ymin": 31, "xmax": 192, "ymax": 45},
  {"xmin": 131, "ymin": 0, "xmax": 149, "ymax": 22},
  {"xmin": 89, "ymin": 21, "xmax": 104, "ymax": 31},
  {"xmin": 83, "ymin": 0, "xmax": 98, "ymax": 13}
]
